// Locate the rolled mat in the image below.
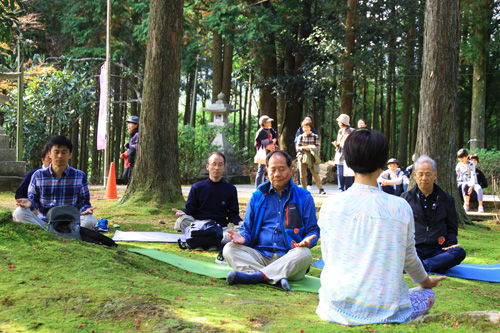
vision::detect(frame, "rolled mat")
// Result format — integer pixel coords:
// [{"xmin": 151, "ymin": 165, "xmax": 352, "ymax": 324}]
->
[
  {"xmin": 312, "ymin": 259, "xmax": 500, "ymax": 283},
  {"xmin": 129, "ymin": 248, "xmax": 321, "ymax": 293},
  {"xmin": 113, "ymin": 230, "xmax": 185, "ymax": 243}
]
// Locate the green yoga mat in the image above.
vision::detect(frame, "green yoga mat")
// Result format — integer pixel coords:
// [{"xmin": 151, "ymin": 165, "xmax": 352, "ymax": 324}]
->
[{"xmin": 129, "ymin": 248, "xmax": 321, "ymax": 293}]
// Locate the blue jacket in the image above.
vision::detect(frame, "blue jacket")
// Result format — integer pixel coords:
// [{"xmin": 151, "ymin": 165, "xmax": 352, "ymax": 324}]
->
[{"xmin": 239, "ymin": 180, "xmax": 319, "ymax": 250}]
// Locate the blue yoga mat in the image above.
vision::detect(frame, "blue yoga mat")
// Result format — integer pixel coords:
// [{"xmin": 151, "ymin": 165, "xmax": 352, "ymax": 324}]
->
[
  {"xmin": 312, "ymin": 259, "xmax": 500, "ymax": 283},
  {"xmin": 113, "ymin": 230, "xmax": 185, "ymax": 243}
]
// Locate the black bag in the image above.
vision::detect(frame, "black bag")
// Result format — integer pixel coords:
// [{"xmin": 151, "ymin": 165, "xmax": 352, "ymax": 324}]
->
[
  {"xmin": 80, "ymin": 227, "xmax": 117, "ymax": 247},
  {"xmin": 178, "ymin": 220, "xmax": 223, "ymax": 250}
]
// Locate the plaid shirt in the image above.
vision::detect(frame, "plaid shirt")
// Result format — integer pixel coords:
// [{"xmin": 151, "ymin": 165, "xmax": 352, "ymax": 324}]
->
[
  {"xmin": 28, "ymin": 165, "xmax": 92, "ymax": 222},
  {"xmin": 296, "ymin": 132, "xmax": 319, "ymax": 158}
]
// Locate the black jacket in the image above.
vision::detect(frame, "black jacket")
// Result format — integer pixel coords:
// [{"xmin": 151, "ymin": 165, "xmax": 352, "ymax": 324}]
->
[
  {"xmin": 476, "ymin": 168, "xmax": 488, "ymax": 189},
  {"xmin": 401, "ymin": 184, "xmax": 459, "ymax": 248}
]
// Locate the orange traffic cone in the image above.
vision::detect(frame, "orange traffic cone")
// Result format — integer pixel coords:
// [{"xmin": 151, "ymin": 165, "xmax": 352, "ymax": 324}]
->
[{"xmin": 105, "ymin": 162, "xmax": 118, "ymax": 199}]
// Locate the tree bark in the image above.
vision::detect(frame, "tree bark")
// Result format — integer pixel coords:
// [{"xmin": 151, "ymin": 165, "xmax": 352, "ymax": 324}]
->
[
  {"xmin": 371, "ymin": 71, "xmax": 378, "ymax": 130},
  {"xmin": 416, "ymin": 0, "xmax": 471, "ymax": 226},
  {"xmin": 222, "ymin": 38, "xmax": 233, "ymax": 103},
  {"xmin": 122, "ymin": 0, "xmax": 184, "ymax": 204},
  {"xmin": 70, "ymin": 120, "xmax": 79, "ymax": 169},
  {"xmin": 258, "ymin": 32, "xmax": 277, "ymax": 121},
  {"xmin": 340, "ymin": 0, "xmax": 357, "ymax": 117},
  {"xmin": 378, "ymin": 73, "xmax": 384, "ymax": 133},
  {"xmin": 184, "ymin": 71, "xmax": 194, "ymax": 125},
  {"xmin": 469, "ymin": 0, "xmax": 489, "ymax": 150},
  {"xmin": 212, "ymin": 30, "xmax": 223, "ymax": 103}
]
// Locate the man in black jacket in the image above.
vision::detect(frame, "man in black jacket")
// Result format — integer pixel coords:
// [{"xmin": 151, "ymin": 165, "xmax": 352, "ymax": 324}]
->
[{"xmin": 401, "ymin": 155, "xmax": 466, "ymax": 273}]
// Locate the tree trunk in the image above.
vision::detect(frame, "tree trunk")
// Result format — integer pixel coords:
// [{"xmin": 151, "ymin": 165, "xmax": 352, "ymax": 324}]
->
[
  {"xmin": 340, "ymin": 0, "xmax": 357, "ymax": 117},
  {"xmin": 184, "ymin": 71, "xmax": 194, "ymax": 125},
  {"xmin": 246, "ymin": 73, "xmax": 253, "ymax": 159},
  {"xmin": 416, "ymin": 0, "xmax": 471, "ymax": 226},
  {"xmin": 371, "ymin": 71, "xmax": 378, "ymax": 130},
  {"xmin": 361, "ymin": 75, "xmax": 367, "ymax": 119},
  {"xmin": 258, "ymin": 32, "xmax": 277, "ymax": 121},
  {"xmin": 385, "ymin": 62, "xmax": 393, "ymax": 144},
  {"xmin": 378, "ymin": 73, "xmax": 384, "ymax": 133},
  {"xmin": 122, "ymin": 0, "xmax": 184, "ymax": 204},
  {"xmin": 91, "ymin": 101, "xmax": 100, "ymax": 184},
  {"xmin": 70, "ymin": 120, "xmax": 79, "ymax": 169},
  {"xmin": 212, "ymin": 30, "xmax": 223, "ymax": 103},
  {"xmin": 222, "ymin": 38, "xmax": 233, "ymax": 102},
  {"xmin": 469, "ymin": 0, "xmax": 489, "ymax": 150}
]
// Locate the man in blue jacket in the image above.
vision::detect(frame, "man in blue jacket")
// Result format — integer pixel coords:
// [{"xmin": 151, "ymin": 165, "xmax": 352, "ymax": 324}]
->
[{"xmin": 224, "ymin": 150, "xmax": 319, "ymax": 291}]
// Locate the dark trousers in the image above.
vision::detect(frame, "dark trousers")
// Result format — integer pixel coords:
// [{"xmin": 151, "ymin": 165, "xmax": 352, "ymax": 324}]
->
[
  {"xmin": 416, "ymin": 246, "xmax": 466, "ymax": 273},
  {"xmin": 337, "ymin": 164, "xmax": 354, "ymax": 192},
  {"xmin": 297, "ymin": 165, "xmax": 312, "ymax": 186}
]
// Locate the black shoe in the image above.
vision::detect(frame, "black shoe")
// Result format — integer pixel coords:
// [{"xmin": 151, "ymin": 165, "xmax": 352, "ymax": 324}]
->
[
  {"xmin": 319, "ymin": 189, "xmax": 326, "ymax": 195},
  {"xmin": 215, "ymin": 249, "xmax": 227, "ymax": 265}
]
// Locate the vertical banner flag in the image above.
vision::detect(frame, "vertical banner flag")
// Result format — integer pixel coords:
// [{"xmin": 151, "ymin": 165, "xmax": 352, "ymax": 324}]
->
[{"xmin": 97, "ymin": 63, "xmax": 107, "ymax": 150}]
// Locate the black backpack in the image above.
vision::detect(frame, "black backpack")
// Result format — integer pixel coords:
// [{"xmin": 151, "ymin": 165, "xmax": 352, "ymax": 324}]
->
[
  {"xmin": 80, "ymin": 227, "xmax": 117, "ymax": 247},
  {"xmin": 178, "ymin": 220, "xmax": 223, "ymax": 250}
]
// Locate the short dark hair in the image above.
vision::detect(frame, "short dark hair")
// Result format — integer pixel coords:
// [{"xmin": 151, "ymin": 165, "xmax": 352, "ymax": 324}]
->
[
  {"xmin": 41, "ymin": 143, "xmax": 51, "ymax": 159},
  {"xmin": 457, "ymin": 148, "xmax": 469, "ymax": 158},
  {"xmin": 344, "ymin": 130, "xmax": 389, "ymax": 174},
  {"xmin": 207, "ymin": 152, "xmax": 226, "ymax": 165},
  {"xmin": 48, "ymin": 136, "xmax": 73, "ymax": 153},
  {"xmin": 469, "ymin": 153, "xmax": 479, "ymax": 163},
  {"xmin": 266, "ymin": 150, "xmax": 292, "ymax": 167}
]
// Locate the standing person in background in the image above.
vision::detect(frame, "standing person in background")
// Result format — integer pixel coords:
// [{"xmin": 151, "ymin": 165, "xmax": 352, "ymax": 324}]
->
[
  {"xmin": 296, "ymin": 120, "xmax": 325, "ymax": 194},
  {"xmin": 357, "ymin": 118, "xmax": 369, "ymax": 130},
  {"xmin": 332, "ymin": 114, "xmax": 355, "ymax": 192},
  {"xmin": 456, "ymin": 148, "xmax": 484, "ymax": 213},
  {"xmin": 121, "ymin": 116, "xmax": 139, "ymax": 184},
  {"xmin": 254, "ymin": 115, "xmax": 278, "ymax": 189},
  {"xmin": 295, "ymin": 115, "xmax": 317, "ymax": 190}
]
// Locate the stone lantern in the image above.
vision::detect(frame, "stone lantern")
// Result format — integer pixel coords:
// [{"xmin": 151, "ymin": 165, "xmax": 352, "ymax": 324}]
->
[
  {"xmin": 0, "ymin": 127, "xmax": 26, "ymax": 190},
  {"xmin": 202, "ymin": 92, "xmax": 249, "ymax": 184}
]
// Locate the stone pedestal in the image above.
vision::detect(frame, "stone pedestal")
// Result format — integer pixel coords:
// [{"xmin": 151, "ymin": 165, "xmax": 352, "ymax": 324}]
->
[{"xmin": 0, "ymin": 127, "xmax": 26, "ymax": 191}]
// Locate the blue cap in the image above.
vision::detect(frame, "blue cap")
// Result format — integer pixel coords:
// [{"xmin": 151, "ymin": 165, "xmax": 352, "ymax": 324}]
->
[{"xmin": 126, "ymin": 116, "xmax": 139, "ymax": 124}]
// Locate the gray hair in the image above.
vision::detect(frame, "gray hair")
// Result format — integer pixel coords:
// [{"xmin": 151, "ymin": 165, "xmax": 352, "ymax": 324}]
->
[{"xmin": 414, "ymin": 155, "xmax": 437, "ymax": 172}]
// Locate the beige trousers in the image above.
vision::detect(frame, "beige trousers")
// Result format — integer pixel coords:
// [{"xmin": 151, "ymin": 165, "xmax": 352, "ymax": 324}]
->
[
  {"xmin": 298, "ymin": 159, "xmax": 322, "ymax": 190},
  {"xmin": 223, "ymin": 242, "xmax": 313, "ymax": 284}
]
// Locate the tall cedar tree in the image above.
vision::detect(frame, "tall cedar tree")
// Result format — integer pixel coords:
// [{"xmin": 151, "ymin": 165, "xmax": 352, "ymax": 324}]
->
[
  {"xmin": 416, "ymin": 0, "xmax": 471, "ymax": 226},
  {"xmin": 122, "ymin": 0, "xmax": 184, "ymax": 204}
]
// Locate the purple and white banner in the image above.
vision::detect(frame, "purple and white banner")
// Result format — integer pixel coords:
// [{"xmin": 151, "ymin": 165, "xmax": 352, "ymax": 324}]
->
[{"xmin": 97, "ymin": 63, "xmax": 107, "ymax": 150}]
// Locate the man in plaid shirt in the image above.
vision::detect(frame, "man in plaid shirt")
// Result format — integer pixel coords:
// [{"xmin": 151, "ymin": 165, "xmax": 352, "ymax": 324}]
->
[{"xmin": 13, "ymin": 136, "xmax": 96, "ymax": 229}]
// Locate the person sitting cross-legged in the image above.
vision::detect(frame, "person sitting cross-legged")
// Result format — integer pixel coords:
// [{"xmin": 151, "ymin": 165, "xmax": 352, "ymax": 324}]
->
[
  {"xmin": 15, "ymin": 143, "xmax": 52, "ymax": 201},
  {"xmin": 401, "ymin": 155, "xmax": 467, "ymax": 273},
  {"xmin": 172, "ymin": 152, "xmax": 242, "ymax": 252},
  {"xmin": 223, "ymin": 150, "xmax": 319, "ymax": 291},
  {"xmin": 317, "ymin": 130, "xmax": 446, "ymax": 325},
  {"xmin": 377, "ymin": 158, "xmax": 405, "ymax": 196},
  {"xmin": 13, "ymin": 135, "xmax": 96, "ymax": 230}
]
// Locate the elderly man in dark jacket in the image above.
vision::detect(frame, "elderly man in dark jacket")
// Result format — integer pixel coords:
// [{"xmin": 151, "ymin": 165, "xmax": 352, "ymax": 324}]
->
[{"xmin": 401, "ymin": 155, "xmax": 466, "ymax": 273}]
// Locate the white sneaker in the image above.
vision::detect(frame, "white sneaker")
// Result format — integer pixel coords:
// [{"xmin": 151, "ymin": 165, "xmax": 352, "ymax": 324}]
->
[
  {"xmin": 307, "ymin": 185, "xmax": 312, "ymax": 191},
  {"xmin": 478, "ymin": 206, "xmax": 484, "ymax": 213},
  {"xmin": 463, "ymin": 205, "xmax": 470, "ymax": 212}
]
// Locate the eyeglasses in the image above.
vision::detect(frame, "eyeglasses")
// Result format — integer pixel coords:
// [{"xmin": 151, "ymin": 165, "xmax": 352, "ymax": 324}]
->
[{"xmin": 209, "ymin": 163, "xmax": 225, "ymax": 168}]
